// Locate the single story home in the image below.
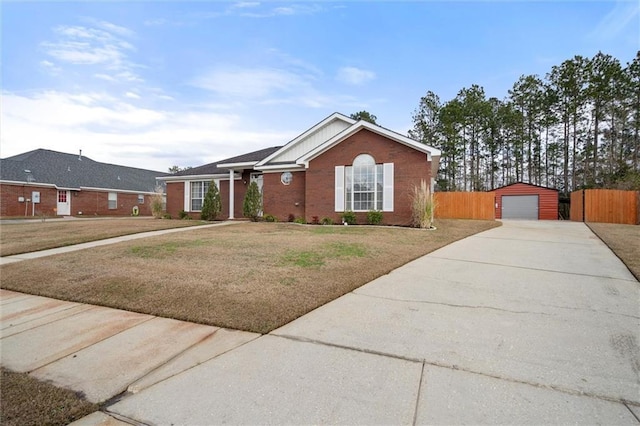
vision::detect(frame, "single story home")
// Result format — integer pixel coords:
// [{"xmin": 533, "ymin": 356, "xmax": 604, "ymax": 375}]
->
[
  {"xmin": 159, "ymin": 113, "xmax": 441, "ymax": 225},
  {"xmin": 0, "ymin": 149, "xmax": 166, "ymax": 217}
]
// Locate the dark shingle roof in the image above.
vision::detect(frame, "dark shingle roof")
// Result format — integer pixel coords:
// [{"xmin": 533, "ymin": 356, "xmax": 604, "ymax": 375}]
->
[
  {"xmin": 1, "ymin": 149, "xmax": 166, "ymax": 193},
  {"xmin": 171, "ymin": 146, "xmax": 282, "ymax": 177}
]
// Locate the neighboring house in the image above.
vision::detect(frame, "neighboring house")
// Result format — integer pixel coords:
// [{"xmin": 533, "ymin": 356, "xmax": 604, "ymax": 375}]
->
[
  {"xmin": 0, "ymin": 149, "xmax": 166, "ymax": 217},
  {"xmin": 160, "ymin": 113, "xmax": 441, "ymax": 225}
]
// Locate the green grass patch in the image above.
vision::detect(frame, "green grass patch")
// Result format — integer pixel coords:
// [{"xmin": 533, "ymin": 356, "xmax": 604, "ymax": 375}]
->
[
  {"xmin": 281, "ymin": 250, "xmax": 325, "ymax": 267},
  {"xmin": 325, "ymin": 242, "xmax": 368, "ymax": 258},
  {"xmin": 129, "ymin": 239, "xmax": 208, "ymax": 258}
]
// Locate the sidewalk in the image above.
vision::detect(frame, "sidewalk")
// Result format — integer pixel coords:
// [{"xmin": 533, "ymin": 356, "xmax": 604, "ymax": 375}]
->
[{"xmin": 2, "ymin": 220, "xmax": 639, "ymax": 425}]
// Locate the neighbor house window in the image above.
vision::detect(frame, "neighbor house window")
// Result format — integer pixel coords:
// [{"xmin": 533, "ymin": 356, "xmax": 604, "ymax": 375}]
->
[
  {"xmin": 58, "ymin": 191, "xmax": 67, "ymax": 203},
  {"xmin": 190, "ymin": 181, "xmax": 210, "ymax": 211},
  {"xmin": 108, "ymin": 192, "xmax": 117, "ymax": 209},
  {"xmin": 335, "ymin": 155, "xmax": 393, "ymax": 212},
  {"xmin": 138, "ymin": 194, "xmax": 144, "ymax": 204}
]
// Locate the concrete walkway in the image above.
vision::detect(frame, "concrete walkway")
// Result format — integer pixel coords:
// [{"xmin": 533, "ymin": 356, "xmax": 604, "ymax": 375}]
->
[{"xmin": 1, "ymin": 221, "xmax": 639, "ymax": 425}]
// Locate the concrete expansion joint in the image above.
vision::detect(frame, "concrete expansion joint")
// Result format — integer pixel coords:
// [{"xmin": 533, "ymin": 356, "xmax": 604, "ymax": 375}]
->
[
  {"xmin": 429, "ymin": 255, "xmax": 639, "ymax": 282},
  {"xmin": 411, "ymin": 361, "xmax": 426, "ymax": 426},
  {"xmin": 273, "ymin": 333, "xmax": 638, "ymax": 408},
  {"xmin": 354, "ymin": 292, "xmax": 551, "ymax": 316},
  {"xmin": 103, "ymin": 409, "xmax": 149, "ymax": 426},
  {"xmin": 624, "ymin": 403, "xmax": 640, "ymax": 423},
  {"xmin": 1, "ymin": 304, "xmax": 94, "ymax": 337}
]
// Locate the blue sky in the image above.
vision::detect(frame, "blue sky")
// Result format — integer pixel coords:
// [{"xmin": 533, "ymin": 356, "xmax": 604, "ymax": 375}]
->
[{"xmin": 2, "ymin": 1, "xmax": 638, "ymax": 172}]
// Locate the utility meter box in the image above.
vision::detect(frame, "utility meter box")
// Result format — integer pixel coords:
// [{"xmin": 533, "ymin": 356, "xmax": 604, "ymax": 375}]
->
[{"xmin": 32, "ymin": 191, "xmax": 41, "ymax": 204}]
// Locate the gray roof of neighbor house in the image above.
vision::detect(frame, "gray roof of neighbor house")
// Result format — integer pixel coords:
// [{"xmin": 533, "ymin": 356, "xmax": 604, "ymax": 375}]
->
[
  {"xmin": 0, "ymin": 149, "xmax": 167, "ymax": 193},
  {"xmin": 170, "ymin": 146, "xmax": 282, "ymax": 177}
]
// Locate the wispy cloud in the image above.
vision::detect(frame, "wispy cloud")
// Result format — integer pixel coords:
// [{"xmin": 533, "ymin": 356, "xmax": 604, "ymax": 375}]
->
[
  {"xmin": 591, "ymin": 1, "xmax": 640, "ymax": 40},
  {"xmin": 336, "ymin": 66, "xmax": 376, "ymax": 85},
  {"xmin": 40, "ymin": 21, "xmax": 142, "ymax": 84}
]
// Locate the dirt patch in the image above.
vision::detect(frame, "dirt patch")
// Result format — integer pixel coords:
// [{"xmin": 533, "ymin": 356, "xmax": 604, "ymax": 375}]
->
[
  {"xmin": 0, "ymin": 218, "xmax": 208, "ymax": 256},
  {"xmin": 0, "ymin": 220, "xmax": 499, "ymax": 334},
  {"xmin": 0, "ymin": 368, "xmax": 98, "ymax": 426},
  {"xmin": 587, "ymin": 222, "xmax": 640, "ymax": 280}
]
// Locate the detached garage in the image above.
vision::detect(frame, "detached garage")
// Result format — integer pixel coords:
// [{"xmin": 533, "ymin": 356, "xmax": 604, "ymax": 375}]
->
[{"xmin": 492, "ymin": 182, "xmax": 558, "ymax": 220}]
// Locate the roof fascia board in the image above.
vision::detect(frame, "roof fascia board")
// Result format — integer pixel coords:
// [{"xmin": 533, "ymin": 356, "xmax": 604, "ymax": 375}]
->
[
  {"xmin": 297, "ymin": 121, "xmax": 442, "ymax": 164},
  {"xmin": 80, "ymin": 186, "xmax": 162, "ymax": 195},
  {"xmin": 256, "ymin": 113, "xmax": 356, "ymax": 167},
  {"xmin": 216, "ymin": 161, "xmax": 258, "ymax": 169},
  {"xmin": 0, "ymin": 180, "xmax": 58, "ymax": 188},
  {"xmin": 158, "ymin": 173, "xmax": 231, "ymax": 182},
  {"xmin": 254, "ymin": 164, "xmax": 304, "ymax": 172}
]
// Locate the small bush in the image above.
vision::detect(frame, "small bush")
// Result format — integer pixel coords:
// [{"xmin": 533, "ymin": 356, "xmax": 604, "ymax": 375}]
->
[
  {"xmin": 367, "ymin": 210, "xmax": 383, "ymax": 225},
  {"xmin": 321, "ymin": 217, "xmax": 334, "ymax": 225},
  {"xmin": 293, "ymin": 217, "xmax": 306, "ymax": 224},
  {"xmin": 201, "ymin": 181, "xmax": 222, "ymax": 221},
  {"xmin": 341, "ymin": 210, "xmax": 356, "ymax": 225},
  {"xmin": 287, "ymin": 213, "xmax": 295, "ymax": 222},
  {"xmin": 162, "ymin": 213, "xmax": 172, "ymax": 219},
  {"xmin": 311, "ymin": 216, "xmax": 320, "ymax": 225},
  {"xmin": 264, "ymin": 214, "xmax": 278, "ymax": 222},
  {"xmin": 178, "ymin": 210, "xmax": 189, "ymax": 220},
  {"xmin": 242, "ymin": 181, "xmax": 262, "ymax": 221}
]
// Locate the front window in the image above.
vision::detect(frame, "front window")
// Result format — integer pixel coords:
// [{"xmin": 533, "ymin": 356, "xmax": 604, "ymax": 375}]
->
[
  {"xmin": 190, "ymin": 181, "xmax": 210, "ymax": 211},
  {"xmin": 138, "ymin": 194, "xmax": 144, "ymax": 204},
  {"xmin": 345, "ymin": 154, "xmax": 383, "ymax": 211},
  {"xmin": 108, "ymin": 192, "xmax": 117, "ymax": 209}
]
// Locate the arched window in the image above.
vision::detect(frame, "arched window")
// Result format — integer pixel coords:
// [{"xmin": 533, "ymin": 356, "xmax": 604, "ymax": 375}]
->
[{"xmin": 345, "ymin": 154, "xmax": 383, "ymax": 211}]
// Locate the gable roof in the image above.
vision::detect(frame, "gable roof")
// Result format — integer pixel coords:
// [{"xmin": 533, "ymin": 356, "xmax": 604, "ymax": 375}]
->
[
  {"xmin": 490, "ymin": 181, "xmax": 559, "ymax": 192},
  {"xmin": 159, "ymin": 146, "xmax": 282, "ymax": 181},
  {"xmin": 0, "ymin": 149, "xmax": 166, "ymax": 193},
  {"xmin": 255, "ymin": 112, "xmax": 441, "ymax": 171}
]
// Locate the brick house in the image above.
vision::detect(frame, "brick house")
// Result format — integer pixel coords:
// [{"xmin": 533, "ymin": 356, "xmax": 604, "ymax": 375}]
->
[
  {"xmin": 160, "ymin": 113, "xmax": 441, "ymax": 225},
  {"xmin": 0, "ymin": 149, "xmax": 165, "ymax": 217}
]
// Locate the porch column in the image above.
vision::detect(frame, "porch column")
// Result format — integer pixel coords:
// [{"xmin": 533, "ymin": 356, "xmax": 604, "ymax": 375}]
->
[{"xmin": 228, "ymin": 169, "xmax": 235, "ymax": 219}]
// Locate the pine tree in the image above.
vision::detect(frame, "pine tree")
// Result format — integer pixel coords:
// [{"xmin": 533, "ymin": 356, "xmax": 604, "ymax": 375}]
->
[
  {"xmin": 201, "ymin": 181, "xmax": 221, "ymax": 221},
  {"xmin": 242, "ymin": 181, "xmax": 262, "ymax": 221}
]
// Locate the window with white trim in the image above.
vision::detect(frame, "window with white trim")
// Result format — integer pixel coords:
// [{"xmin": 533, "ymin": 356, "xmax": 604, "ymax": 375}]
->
[
  {"xmin": 336, "ymin": 157, "xmax": 393, "ymax": 212},
  {"xmin": 190, "ymin": 181, "xmax": 210, "ymax": 211},
  {"xmin": 108, "ymin": 192, "xmax": 117, "ymax": 209},
  {"xmin": 138, "ymin": 194, "xmax": 144, "ymax": 204}
]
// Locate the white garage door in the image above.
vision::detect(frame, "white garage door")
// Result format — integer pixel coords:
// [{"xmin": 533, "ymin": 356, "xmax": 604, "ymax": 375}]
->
[{"xmin": 502, "ymin": 195, "xmax": 539, "ymax": 220}]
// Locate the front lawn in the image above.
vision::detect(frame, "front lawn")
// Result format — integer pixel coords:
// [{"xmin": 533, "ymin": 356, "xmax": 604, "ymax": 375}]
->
[
  {"xmin": 587, "ymin": 222, "xmax": 640, "ymax": 280},
  {"xmin": 0, "ymin": 220, "xmax": 499, "ymax": 334}
]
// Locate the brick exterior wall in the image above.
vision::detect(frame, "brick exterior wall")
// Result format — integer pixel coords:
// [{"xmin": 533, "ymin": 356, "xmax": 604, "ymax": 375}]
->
[
  {"xmin": 305, "ymin": 129, "xmax": 431, "ymax": 225},
  {"xmin": 0, "ymin": 183, "xmax": 153, "ymax": 217},
  {"xmin": 263, "ymin": 171, "xmax": 306, "ymax": 221},
  {"xmin": 165, "ymin": 171, "xmax": 252, "ymax": 220}
]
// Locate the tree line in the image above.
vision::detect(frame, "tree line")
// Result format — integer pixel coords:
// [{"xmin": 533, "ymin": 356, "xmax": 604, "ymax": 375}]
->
[{"xmin": 408, "ymin": 51, "xmax": 640, "ymax": 195}]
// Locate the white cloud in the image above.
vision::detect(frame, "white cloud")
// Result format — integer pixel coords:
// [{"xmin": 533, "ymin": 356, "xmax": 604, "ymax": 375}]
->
[
  {"xmin": 591, "ymin": 1, "xmax": 640, "ymax": 40},
  {"xmin": 191, "ymin": 67, "xmax": 308, "ymax": 98},
  {"xmin": 125, "ymin": 91, "xmax": 140, "ymax": 99},
  {"xmin": 232, "ymin": 2, "xmax": 260, "ymax": 8},
  {"xmin": 336, "ymin": 66, "xmax": 376, "ymax": 85},
  {"xmin": 41, "ymin": 22, "xmax": 141, "ymax": 84},
  {"xmin": 0, "ymin": 90, "xmax": 293, "ymax": 171}
]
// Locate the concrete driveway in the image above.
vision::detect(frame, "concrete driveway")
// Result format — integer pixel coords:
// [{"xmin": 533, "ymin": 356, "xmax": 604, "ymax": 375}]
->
[{"xmin": 2, "ymin": 220, "xmax": 639, "ymax": 425}]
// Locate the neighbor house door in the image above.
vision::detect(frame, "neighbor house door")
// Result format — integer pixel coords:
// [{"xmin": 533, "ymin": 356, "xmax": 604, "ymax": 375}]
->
[{"xmin": 57, "ymin": 190, "xmax": 71, "ymax": 216}]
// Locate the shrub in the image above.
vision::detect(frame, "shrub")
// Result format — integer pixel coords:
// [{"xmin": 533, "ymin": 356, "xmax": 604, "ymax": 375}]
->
[
  {"xmin": 293, "ymin": 217, "xmax": 306, "ymax": 224},
  {"xmin": 178, "ymin": 210, "xmax": 189, "ymax": 220},
  {"xmin": 201, "ymin": 181, "xmax": 222, "ymax": 221},
  {"xmin": 367, "ymin": 210, "xmax": 383, "ymax": 225},
  {"xmin": 287, "ymin": 213, "xmax": 295, "ymax": 222},
  {"xmin": 311, "ymin": 216, "xmax": 320, "ymax": 225},
  {"xmin": 162, "ymin": 213, "xmax": 172, "ymax": 219},
  {"xmin": 321, "ymin": 217, "xmax": 334, "ymax": 225},
  {"xmin": 242, "ymin": 181, "xmax": 262, "ymax": 221},
  {"xmin": 411, "ymin": 179, "xmax": 436, "ymax": 229},
  {"xmin": 151, "ymin": 185, "xmax": 165, "ymax": 218},
  {"xmin": 341, "ymin": 210, "xmax": 356, "ymax": 225},
  {"xmin": 264, "ymin": 214, "xmax": 278, "ymax": 222}
]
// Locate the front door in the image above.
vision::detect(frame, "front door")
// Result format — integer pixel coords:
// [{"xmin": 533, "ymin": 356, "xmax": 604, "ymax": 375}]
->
[{"xmin": 57, "ymin": 190, "xmax": 71, "ymax": 215}]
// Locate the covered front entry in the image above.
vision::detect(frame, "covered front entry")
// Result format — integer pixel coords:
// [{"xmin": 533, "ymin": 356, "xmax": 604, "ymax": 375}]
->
[
  {"xmin": 502, "ymin": 195, "xmax": 538, "ymax": 220},
  {"xmin": 57, "ymin": 190, "xmax": 71, "ymax": 215}
]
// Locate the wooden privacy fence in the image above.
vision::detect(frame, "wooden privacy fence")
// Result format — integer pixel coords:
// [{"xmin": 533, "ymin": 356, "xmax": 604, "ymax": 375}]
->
[
  {"xmin": 570, "ymin": 189, "xmax": 640, "ymax": 225},
  {"xmin": 434, "ymin": 192, "xmax": 495, "ymax": 220}
]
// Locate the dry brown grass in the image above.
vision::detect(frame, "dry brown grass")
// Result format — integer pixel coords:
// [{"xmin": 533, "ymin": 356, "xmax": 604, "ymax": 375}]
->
[
  {"xmin": 0, "ymin": 220, "xmax": 499, "ymax": 333},
  {"xmin": 587, "ymin": 222, "xmax": 640, "ymax": 280},
  {"xmin": 0, "ymin": 218, "xmax": 207, "ymax": 256},
  {"xmin": 0, "ymin": 368, "xmax": 98, "ymax": 426}
]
